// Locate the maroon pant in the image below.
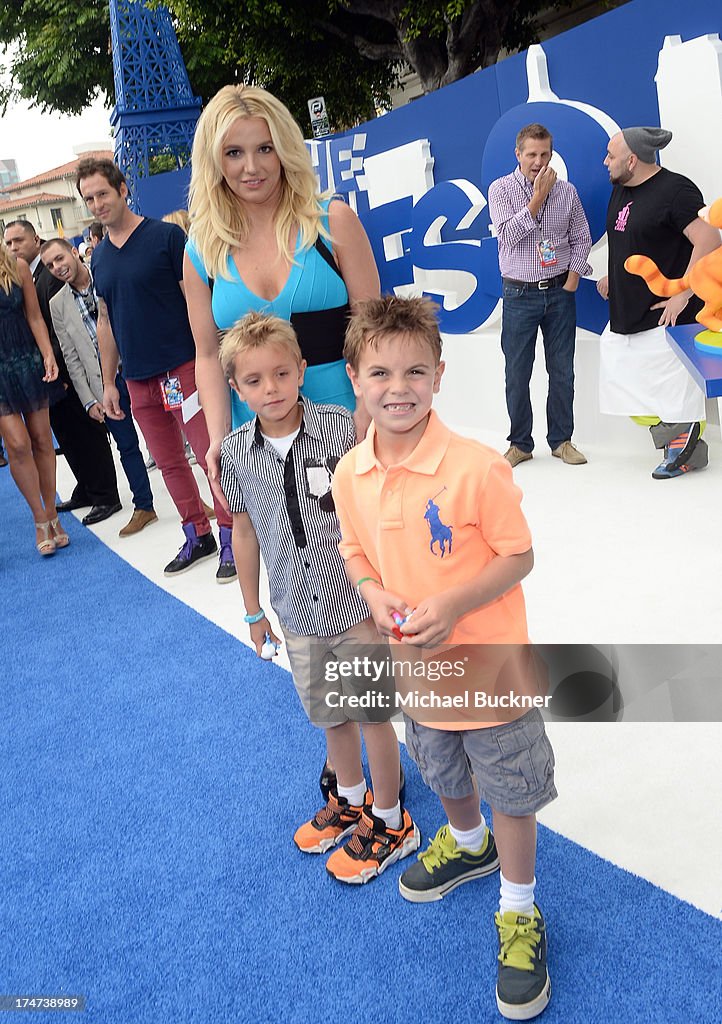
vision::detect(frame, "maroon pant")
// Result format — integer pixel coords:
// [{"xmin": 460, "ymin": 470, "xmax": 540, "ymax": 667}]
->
[{"xmin": 126, "ymin": 360, "xmax": 231, "ymax": 531}]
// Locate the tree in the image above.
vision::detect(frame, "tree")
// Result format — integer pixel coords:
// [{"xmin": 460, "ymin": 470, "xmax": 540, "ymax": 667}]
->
[
  {"xmin": 0, "ymin": 1, "xmax": 612, "ymax": 131},
  {"xmin": 164, "ymin": 0, "xmax": 568, "ymax": 118},
  {"xmin": 0, "ymin": 1, "xmax": 113, "ymax": 116},
  {"xmin": 0, "ymin": 0, "xmax": 397, "ymax": 128}
]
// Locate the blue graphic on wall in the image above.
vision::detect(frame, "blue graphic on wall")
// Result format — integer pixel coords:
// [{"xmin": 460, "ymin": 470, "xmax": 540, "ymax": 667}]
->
[{"xmin": 311, "ymin": 0, "xmax": 722, "ymax": 336}]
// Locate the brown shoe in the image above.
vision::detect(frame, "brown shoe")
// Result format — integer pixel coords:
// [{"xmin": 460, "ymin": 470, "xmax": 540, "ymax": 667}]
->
[
  {"xmin": 552, "ymin": 441, "xmax": 587, "ymax": 465},
  {"xmin": 202, "ymin": 501, "xmax": 217, "ymax": 521},
  {"xmin": 119, "ymin": 509, "xmax": 158, "ymax": 537},
  {"xmin": 504, "ymin": 446, "xmax": 533, "ymax": 468}
]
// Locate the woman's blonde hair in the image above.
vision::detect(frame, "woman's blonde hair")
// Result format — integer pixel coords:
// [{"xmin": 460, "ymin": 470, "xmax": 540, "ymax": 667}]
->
[
  {"xmin": 0, "ymin": 242, "xmax": 22, "ymax": 295},
  {"xmin": 162, "ymin": 209, "xmax": 190, "ymax": 234},
  {"xmin": 188, "ymin": 85, "xmax": 326, "ymax": 280}
]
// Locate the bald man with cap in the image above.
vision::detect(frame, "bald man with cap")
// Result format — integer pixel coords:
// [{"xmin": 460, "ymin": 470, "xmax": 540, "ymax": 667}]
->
[{"xmin": 597, "ymin": 127, "xmax": 720, "ymax": 479}]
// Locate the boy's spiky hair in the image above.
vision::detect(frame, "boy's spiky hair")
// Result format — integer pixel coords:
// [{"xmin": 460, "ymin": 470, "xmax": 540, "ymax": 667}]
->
[
  {"xmin": 344, "ymin": 295, "xmax": 442, "ymax": 370},
  {"xmin": 219, "ymin": 310, "xmax": 303, "ymax": 379}
]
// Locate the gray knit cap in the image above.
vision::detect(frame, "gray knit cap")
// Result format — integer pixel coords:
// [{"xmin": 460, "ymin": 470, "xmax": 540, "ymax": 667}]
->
[{"xmin": 621, "ymin": 127, "xmax": 673, "ymax": 163}]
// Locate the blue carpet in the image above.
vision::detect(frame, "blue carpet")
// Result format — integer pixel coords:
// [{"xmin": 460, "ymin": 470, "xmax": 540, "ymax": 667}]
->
[{"xmin": 2, "ymin": 468, "xmax": 722, "ymax": 1024}]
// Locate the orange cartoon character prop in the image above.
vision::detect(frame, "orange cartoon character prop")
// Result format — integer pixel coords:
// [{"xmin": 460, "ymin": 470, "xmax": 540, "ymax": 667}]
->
[{"xmin": 624, "ymin": 198, "xmax": 722, "ymax": 351}]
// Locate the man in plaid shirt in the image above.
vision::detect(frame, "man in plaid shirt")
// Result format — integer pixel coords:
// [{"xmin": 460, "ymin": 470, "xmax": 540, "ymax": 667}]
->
[{"xmin": 488, "ymin": 123, "xmax": 592, "ymax": 468}]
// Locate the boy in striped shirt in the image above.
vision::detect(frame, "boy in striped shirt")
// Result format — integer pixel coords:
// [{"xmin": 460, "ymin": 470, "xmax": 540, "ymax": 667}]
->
[{"xmin": 219, "ymin": 311, "xmax": 419, "ymax": 883}]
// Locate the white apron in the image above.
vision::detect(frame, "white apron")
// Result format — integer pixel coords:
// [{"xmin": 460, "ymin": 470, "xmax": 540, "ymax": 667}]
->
[{"xmin": 598, "ymin": 324, "xmax": 706, "ymax": 421}]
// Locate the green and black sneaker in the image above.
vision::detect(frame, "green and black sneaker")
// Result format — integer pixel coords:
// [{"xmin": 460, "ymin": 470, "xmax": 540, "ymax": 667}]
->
[
  {"xmin": 398, "ymin": 823, "xmax": 499, "ymax": 903},
  {"xmin": 495, "ymin": 903, "xmax": 551, "ymax": 1020}
]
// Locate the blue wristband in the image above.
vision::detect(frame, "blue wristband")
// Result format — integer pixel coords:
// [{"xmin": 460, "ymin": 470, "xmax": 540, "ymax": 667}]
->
[{"xmin": 244, "ymin": 609, "xmax": 266, "ymax": 624}]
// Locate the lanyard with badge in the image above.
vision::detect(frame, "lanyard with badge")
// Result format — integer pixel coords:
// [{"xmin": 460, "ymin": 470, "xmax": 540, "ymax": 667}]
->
[
  {"xmin": 161, "ymin": 373, "xmax": 184, "ymax": 411},
  {"xmin": 521, "ymin": 178, "xmax": 557, "ymax": 269}
]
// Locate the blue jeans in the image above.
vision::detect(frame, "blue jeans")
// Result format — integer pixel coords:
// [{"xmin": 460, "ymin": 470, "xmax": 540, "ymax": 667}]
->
[
  {"xmin": 105, "ymin": 373, "xmax": 154, "ymax": 511},
  {"xmin": 500, "ymin": 283, "xmax": 577, "ymax": 452}
]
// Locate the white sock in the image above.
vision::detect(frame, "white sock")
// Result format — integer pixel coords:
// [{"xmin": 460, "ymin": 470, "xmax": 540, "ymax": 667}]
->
[
  {"xmin": 499, "ymin": 873, "xmax": 536, "ymax": 917},
  {"xmin": 337, "ymin": 779, "xmax": 367, "ymax": 807},
  {"xmin": 449, "ymin": 816, "xmax": 488, "ymax": 852},
  {"xmin": 372, "ymin": 800, "xmax": 402, "ymax": 830}
]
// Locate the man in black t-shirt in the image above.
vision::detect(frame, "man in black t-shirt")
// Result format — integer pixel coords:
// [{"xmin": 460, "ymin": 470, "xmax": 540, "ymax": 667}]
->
[{"xmin": 597, "ymin": 127, "xmax": 720, "ymax": 479}]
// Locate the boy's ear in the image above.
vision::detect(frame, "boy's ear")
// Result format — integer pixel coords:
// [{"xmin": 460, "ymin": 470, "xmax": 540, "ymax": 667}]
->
[
  {"xmin": 345, "ymin": 361, "xmax": 363, "ymax": 398},
  {"xmin": 433, "ymin": 360, "xmax": 446, "ymax": 394},
  {"xmin": 228, "ymin": 375, "xmax": 241, "ymax": 398},
  {"xmin": 298, "ymin": 359, "xmax": 307, "ymax": 387}
]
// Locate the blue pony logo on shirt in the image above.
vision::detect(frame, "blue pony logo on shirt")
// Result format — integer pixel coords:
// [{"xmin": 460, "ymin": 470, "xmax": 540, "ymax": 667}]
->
[{"xmin": 424, "ymin": 489, "xmax": 453, "ymax": 558}]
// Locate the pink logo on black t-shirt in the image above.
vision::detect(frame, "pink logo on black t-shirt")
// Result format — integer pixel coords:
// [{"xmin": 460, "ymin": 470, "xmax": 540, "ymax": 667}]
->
[{"xmin": 615, "ymin": 201, "xmax": 633, "ymax": 232}]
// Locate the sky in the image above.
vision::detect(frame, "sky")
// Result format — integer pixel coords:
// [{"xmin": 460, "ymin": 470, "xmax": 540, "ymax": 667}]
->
[{"xmin": 1, "ymin": 93, "xmax": 114, "ymax": 181}]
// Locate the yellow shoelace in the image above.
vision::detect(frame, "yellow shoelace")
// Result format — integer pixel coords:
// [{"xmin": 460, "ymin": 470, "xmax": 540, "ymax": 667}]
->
[
  {"xmin": 495, "ymin": 912, "xmax": 540, "ymax": 972},
  {"xmin": 418, "ymin": 826, "xmax": 461, "ymax": 872}
]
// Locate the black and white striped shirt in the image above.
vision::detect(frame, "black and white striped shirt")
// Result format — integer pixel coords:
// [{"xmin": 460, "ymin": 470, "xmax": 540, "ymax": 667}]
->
[{"xmin": 220, "ymin": 397, "xmax": 369, "ymax": 637}]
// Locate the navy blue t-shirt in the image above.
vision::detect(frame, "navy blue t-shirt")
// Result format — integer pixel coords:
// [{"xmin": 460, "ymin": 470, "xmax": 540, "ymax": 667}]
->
[{"xmin": 92, "ymin": 218, "xmax": 196, "ymax": 380}]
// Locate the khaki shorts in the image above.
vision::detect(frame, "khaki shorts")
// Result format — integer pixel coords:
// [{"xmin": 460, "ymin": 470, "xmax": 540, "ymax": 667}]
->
[
  {"xmin": 283, "ymin": 618, "xmax": 396, "ymax": 728},
  {"xmin": 405, "ymin": 709, "xmax": 556, "ymax": 816}
]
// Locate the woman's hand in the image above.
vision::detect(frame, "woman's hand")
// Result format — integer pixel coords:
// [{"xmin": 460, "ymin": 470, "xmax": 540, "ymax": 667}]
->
[
  {"xmin": 205, "ymin": 438, "xmax": 231, "ymax": 515},
  {"xmin": 43, "ymin": 353, "xmax": 59, "ymax": 383}
]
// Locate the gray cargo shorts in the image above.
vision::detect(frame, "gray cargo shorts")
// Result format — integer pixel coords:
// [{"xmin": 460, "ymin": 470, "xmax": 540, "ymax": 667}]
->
[{"xmin": 405, "ymin": 709, "xmax": 556, "ymax": 815}]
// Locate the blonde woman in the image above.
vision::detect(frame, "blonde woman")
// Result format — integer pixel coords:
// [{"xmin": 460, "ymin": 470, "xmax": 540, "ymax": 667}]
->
[
  {"xmin": 0, "ymin": 242, "xmax": 66, "ymax": 554},
  {"xmin": 184, "ymin": 85, "xmax": 380, "ymax": 493}
]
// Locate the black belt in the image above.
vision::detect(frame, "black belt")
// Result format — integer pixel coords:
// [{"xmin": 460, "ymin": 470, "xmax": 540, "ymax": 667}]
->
[{"xmin": 503, "ymin": 271, "xmax": 569, "ymax": 291}]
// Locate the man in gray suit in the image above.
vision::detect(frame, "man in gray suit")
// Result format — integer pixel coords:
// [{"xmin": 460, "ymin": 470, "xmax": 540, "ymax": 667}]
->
[{"xmin": 41, "ymin": 239, "xmax": 157, "ymax": 536}]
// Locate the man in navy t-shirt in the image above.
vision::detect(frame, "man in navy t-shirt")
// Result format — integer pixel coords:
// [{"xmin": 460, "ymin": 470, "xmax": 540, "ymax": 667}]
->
[{"xmin": 76, "ymin": 157, "xmax": 235, "ymax": 580}]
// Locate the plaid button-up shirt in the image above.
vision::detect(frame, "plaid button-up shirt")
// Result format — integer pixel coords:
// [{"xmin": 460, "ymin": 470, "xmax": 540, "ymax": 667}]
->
[
  {"xmin": 70, "ymin": 269, "xmax": 99, "ymax": 353},
  {"xmin": 488, "ymin": 168, "xmax": 592, "ymax": 282}
]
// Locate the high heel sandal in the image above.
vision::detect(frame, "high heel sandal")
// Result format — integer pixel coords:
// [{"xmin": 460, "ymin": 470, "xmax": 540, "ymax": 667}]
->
[
  {"xmin": 49, "ymin": 517, "xmax": 70, "ymax": 548},
  {"xmin": 35, "ymin": 521, "xmax": 57, "ymax": 556}
]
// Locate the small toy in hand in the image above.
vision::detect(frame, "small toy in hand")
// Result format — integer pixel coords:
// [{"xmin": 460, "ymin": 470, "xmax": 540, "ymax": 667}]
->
[
  {"xmin": 391, "ymin": 609, "xmax": 415, "ymax": 641},
  {"xmin": 260, "ymin": 632, "xmax": 280, "ymax": 660}
]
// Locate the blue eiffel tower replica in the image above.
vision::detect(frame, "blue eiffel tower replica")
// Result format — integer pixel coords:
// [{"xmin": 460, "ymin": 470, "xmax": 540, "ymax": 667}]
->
[{"xmin": 109, "ymin": 0, "xmax": 202, "ymax": 212}]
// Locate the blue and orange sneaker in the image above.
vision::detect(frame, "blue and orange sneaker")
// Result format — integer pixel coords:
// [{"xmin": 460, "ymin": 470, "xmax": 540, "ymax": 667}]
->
[{"xmin": 653, "ymin": 427, "xmax": 707, "ymax": 479}]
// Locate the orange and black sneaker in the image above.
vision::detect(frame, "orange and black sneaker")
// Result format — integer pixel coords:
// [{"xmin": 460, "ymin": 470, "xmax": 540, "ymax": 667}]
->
[
  {"xmin": 325, "ymin": 807, "xmax": 420, "ymax": 884},
  {"xmin": 293, "ymin": 789, "xmax": 367, "ymax": 854}
]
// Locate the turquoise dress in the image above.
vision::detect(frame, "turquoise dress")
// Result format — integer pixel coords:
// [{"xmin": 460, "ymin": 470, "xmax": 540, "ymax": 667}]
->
[
  {"xmin": 186, "ymin": 199, "xmax": 354, "ymax": 428},
  {"xmin": 0, "ymin": 282, "xmax": 51, "ymax": 416}
]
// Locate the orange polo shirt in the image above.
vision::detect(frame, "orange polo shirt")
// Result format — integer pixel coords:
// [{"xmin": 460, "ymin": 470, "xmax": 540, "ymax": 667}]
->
[
  {"xmin": 332, "ymin": 412, "xmax": 537, "ymax": 730},
  {"xmin": 332, "ymin": 411, "xmax": 532, "ymax": 646}
]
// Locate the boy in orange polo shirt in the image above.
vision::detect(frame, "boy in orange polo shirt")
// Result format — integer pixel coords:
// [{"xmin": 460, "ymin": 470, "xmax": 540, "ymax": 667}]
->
[{"xmin": 332, "ymin": 297, "xmax": 556, "ymax": 1022}]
